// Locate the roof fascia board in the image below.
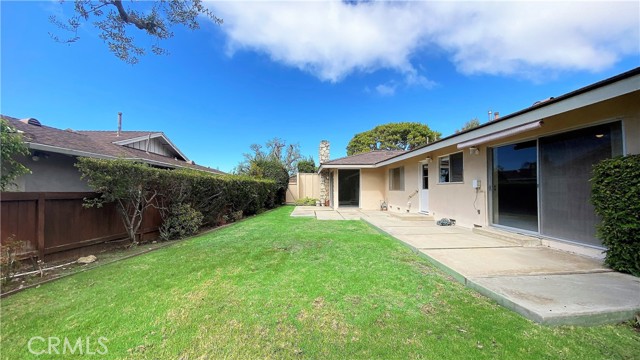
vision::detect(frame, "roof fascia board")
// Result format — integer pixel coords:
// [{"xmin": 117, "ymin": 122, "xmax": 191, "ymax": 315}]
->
[
  {"xmin": 27, "ymin": 143, "xmax": 117, "ymax": 160},
  {"xmin": 456, "ymin": 120, "xmax": 543, "ymax": 149},
  {"xmin": 159, "ymin": 135, "xmax": 189, "ymax": 162},
  {"xmin": 318, "ymin": 164, "xmax": 376, "ymax": 171},
  {"xmin": 26, "ymin": 142, "xmax": 205, "ymax": 172},
  {"xmin": 377, "ymin": 74, "xmax": 640, "ymax": 167}
]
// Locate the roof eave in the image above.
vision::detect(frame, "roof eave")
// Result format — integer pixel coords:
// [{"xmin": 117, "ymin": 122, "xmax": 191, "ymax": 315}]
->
[
  {"xmin": 26, "ymin": 142, "xmax": 217, "ymax": 175},
  {"xmin": 376, "ymin": 71, "xmax": 640, "ymax": 167},
  {"xmin": 318, "ymin": 164, "xmax": 377, "ymax": 171},
  {"xmin": 112, "ymin": 133, "xmax": 189, "ymax": 162}
]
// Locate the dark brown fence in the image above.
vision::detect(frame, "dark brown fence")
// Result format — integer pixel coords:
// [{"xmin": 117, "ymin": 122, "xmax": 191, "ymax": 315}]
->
[{"xmin": 0, "ymin": 192, "xmax": 161, "ymax": 260}]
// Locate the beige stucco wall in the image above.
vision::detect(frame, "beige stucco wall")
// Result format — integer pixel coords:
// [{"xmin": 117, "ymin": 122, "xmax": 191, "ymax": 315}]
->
[
  {"xmin": 360, "ymin": 168, "xmax": 385, "ymax": 210},
  {"xmin": 422, "ymin": 147, "xmax": 488, "ymax": 228},
  {"xmin": 385, "ymin": 90, "xmax": 639, "ymax": 228},
  {"xmin": 382, "ymin": 159, "xmax": 421, "ymax": 214},
  {"xmin": 322, "ymin": 90, "xmax": 638, "ymax": 221},
  {"xmin": 375, "ymin": 149, "xmax": 488, "ymax": 227}
]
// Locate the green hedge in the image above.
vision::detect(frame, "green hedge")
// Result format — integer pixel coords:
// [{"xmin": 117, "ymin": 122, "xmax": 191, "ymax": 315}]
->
[
  {"xmin": 591, "ymin": 154, "xmax": 640, "ymax": 276},
  {"xmin": 76, "ymin": 158, "xmax": 279, "ymax": 233},
  {"xmin": 167, "ymin": 168, "xmax": 277, "ymax": 225}
]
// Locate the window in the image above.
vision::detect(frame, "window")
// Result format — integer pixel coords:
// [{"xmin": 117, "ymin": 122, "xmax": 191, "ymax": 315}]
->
[
  {"xmin": 389, "ymin": 166, "xmax": 405, "ymax": 191},
  {"xmin": 439, "ymin": 152, "xmax": 463, "ymax": 183},
  {"xmin": 422, "ymin": 164, "xmax": 429, "ymax": 190}
]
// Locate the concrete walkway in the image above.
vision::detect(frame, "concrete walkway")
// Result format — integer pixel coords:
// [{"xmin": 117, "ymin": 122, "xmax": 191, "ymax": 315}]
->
[{"xmin": 290, "ymin": 206, "xmax": 640, "ymax": 326}]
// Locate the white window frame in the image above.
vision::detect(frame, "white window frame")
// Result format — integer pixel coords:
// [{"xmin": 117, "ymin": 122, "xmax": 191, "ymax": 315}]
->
[
  {"xmin": 439, "ymin": 152, "xmax": 464, "ymax": 184},
  {"xmin": 389, "ymin": 166, "xmax": 405, "ymax": 191}
]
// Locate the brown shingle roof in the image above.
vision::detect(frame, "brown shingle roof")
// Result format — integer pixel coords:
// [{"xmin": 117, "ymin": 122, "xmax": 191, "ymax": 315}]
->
[
  {"xmin": 2, "ymin": 115, "xmax": 225, "ymax": 175},
  {"xmin": 321, "ymin": 150, "xmax": 406, "ymax": 166}
]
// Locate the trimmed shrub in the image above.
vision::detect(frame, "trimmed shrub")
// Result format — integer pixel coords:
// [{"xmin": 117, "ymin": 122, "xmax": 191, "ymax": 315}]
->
[
  {"xmin": 159, "ymin": 204, "xmax": 203, "ymax": 241},
  {"xmin": 76, "ymin": 158, "xmax": 279, "ymax": 242},
  {"xmin": 591, "ymin": 154, "xmax": 640, "ymax": 276},
  {"xmin": 294, "ymin": 197, "xmax": 317, "ymax": 206}
]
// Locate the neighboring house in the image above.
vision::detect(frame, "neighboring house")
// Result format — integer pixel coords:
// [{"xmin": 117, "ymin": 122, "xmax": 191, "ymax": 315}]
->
[
  {"xmin": 318, "ymin": 67, "xmax": 640, "ymax": 251},
  {"xmin": 2, "ymin": 115, "xmax": 224, "ymax": 192}
]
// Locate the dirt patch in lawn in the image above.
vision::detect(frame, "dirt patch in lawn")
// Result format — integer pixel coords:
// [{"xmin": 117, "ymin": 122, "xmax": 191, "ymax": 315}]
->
[{"xmin": 0, "ymin": 225, "xmax": 224, "ymax": 297}]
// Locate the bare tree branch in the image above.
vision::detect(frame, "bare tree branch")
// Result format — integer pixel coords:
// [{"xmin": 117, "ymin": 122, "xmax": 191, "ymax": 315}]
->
[{"xmin": 50, "ymin": 0, "xmax": 222, "ymax": 64}]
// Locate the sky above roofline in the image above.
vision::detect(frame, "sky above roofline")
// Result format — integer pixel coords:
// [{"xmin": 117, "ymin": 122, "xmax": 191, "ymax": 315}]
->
[{"xmin": 2, "ymin": 1, "xmax": 638, "ymax": 172}]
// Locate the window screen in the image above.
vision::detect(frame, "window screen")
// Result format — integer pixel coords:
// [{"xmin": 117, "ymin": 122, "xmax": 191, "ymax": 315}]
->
[
  {"xmin": 539, "ymin": 121, "xmax": 622, "ymax": 246},
  {"xmin": 389, "ymin": 167, "xmax": 405, "ymax": 191}
]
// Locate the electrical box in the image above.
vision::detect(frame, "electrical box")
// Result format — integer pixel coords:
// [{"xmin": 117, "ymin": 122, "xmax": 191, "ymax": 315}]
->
[{"xmin": 472, "ymin": 179, "xmax": 481, "ymax": 189}]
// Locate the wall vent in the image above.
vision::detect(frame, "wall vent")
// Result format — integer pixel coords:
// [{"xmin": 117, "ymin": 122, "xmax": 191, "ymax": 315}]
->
[{"xmin": 20, "ymin": 118, "xmax": 42, "ymax": 127}]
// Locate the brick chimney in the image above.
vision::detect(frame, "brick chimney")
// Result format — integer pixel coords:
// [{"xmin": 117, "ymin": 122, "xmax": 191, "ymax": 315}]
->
[{"xmin": 319, "ymin": 140, "xmax": 330, "ymax": 164}]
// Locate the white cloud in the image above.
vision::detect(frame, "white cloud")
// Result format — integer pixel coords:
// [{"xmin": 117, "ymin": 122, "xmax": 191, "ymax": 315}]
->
[
  {"xmin": 375, "ymin": 83, "xmax": 397, "ymax": 96},
  {"xmin": 208, "ymin": 1, "xmax": 639, "ymax": 82},
  {"xmin": 425, "ymin": 1, "xmax": 639, "ymax": 78}
]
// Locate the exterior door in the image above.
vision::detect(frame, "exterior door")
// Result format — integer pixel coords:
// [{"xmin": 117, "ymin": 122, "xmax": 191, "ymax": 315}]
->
[
  {"xmin": 338, "ymin": 169, "xmax": 360, "ymax": 207},
  {"xmin": 419, "ymin": 163, "xmax": 429, "ymax": 213},
  {"xmin": 491, "ymin": 140, "xmax": 539, "ymax": 232}
]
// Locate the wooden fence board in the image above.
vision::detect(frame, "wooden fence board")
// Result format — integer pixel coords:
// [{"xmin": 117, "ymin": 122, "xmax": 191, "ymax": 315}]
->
[{"xmin": 1, "ymin": 192, "xmax": 162, "ymax": 260}]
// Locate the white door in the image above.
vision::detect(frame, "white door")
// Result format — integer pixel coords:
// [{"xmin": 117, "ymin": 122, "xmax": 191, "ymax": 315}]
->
[{"xmin": 419, "ymin": 163, "xmax": 429, "ymax": 213}]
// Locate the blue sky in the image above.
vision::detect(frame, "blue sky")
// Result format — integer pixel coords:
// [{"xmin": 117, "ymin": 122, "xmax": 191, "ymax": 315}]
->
[{"xmin": 2, "ymin": 1, "xmax": 639, "ymax": 172}]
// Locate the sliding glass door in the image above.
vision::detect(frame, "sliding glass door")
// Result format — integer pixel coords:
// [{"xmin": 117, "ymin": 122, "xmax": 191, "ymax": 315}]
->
[
  {"xmin": 539, "ymin": 122, "xmax": 622, "ymax": 246},
  {"xmin": 491, "ymin": 140, "xmax": 538, "ymax": 232},
  {"xmin": 490, "ymin": 121, "xmax": 623, "ymax": 247},
  {"xmin": 338, "ymin": 169, "xmax": 360, "ymax": 207}
]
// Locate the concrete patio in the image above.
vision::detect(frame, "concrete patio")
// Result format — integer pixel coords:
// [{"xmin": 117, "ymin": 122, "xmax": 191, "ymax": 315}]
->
[{"xmin": 291, "ymin": 206, "xmax": 640, "ymax": 326}]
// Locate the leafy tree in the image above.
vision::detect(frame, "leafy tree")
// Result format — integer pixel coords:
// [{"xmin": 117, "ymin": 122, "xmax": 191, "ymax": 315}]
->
[
  {"xmin": 50, "ymin": 0, "xmax": 222, "ymax": 64},
  {"xmin": 248, "ymin": 158, "xmax": 290, "ymax": 189},
  {"xmin": 76, "ymin": 158, "xmax": 161, "ymax": 246},
  {"xmin": 236, "ymin": 138, "xmax": 302, "ymax": 204},
  {"xmin": 0, "ymin": 119, "xmax": 31, "ymax": 191},
  {"xmin": 297, "ymin": 156, "xmax": 317, "ymax": 173},
  {"xmin": 238, "ymin": 158, "xmax": 289, "ymax": 205},
  {"xmin": 456, "ymin": 118, "xmax": 481, "ymax": 133},
  {"xmin": 237, "ymin": 138, "xmax": 302, "ymax": 177},
  {"xmin": 346, "ymin": 122, "xmax": 441, "ymax": 156}
]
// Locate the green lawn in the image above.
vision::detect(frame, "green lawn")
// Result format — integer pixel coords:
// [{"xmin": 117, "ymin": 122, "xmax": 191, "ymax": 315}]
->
[{"xmin": 1, "ymin": 207, "xmax": 638, "ymax": 359}]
